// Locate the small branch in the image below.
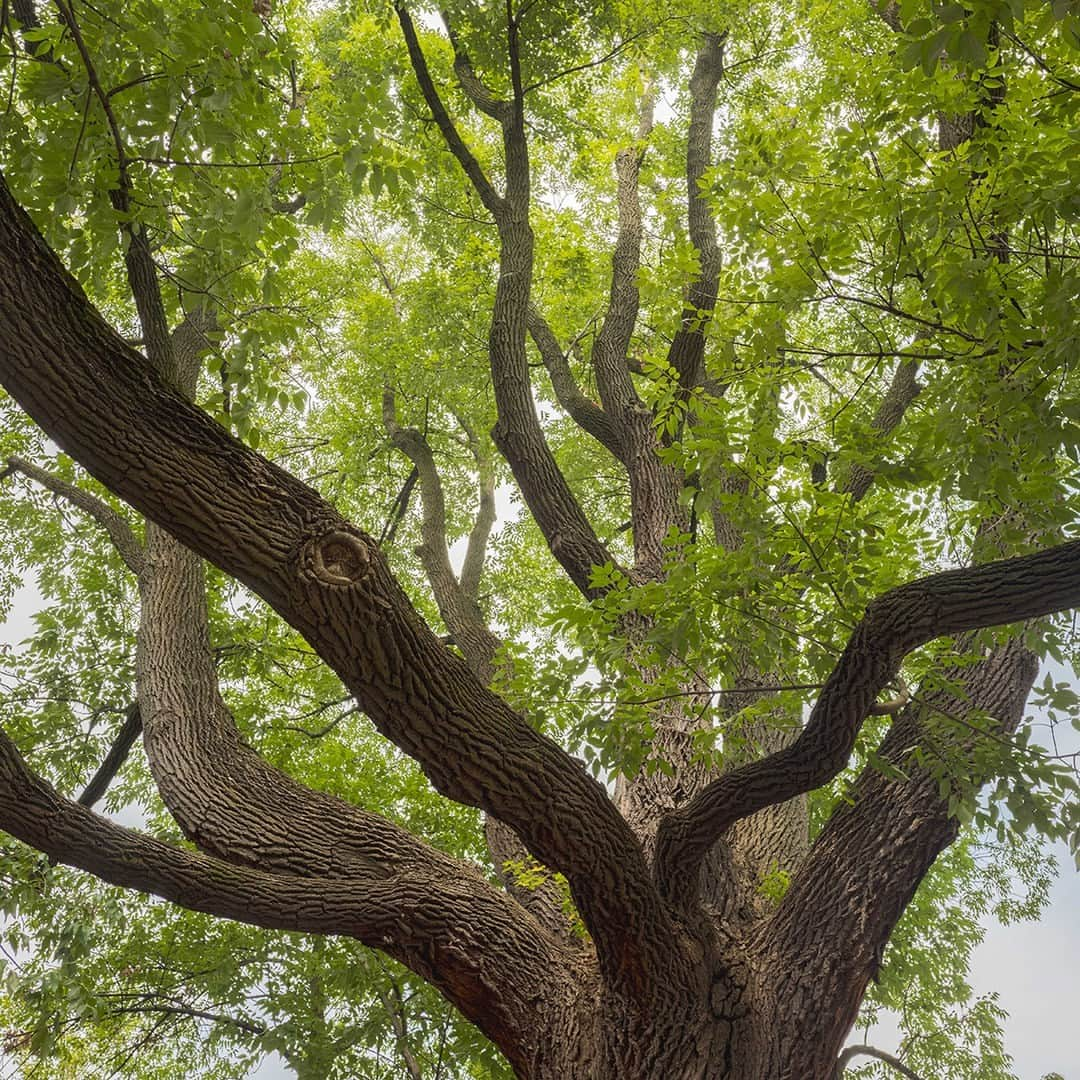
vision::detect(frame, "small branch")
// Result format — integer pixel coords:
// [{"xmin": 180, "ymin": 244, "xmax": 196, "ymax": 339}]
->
[
  {"xmin": 4, "ymin": 455, "xmax": 147, "ymax": 577},
  {"xmin": 526, "ymin": 306, "xmax": 625, "ymax": 458},
  {"xmin": 836, "ymin": 1043, "xmax": 928, "ymax": 1080},
  {"xmin": 442, "ymin": 9, "xmax": 511, "ymax": 122},
  {"xmin": 108, "ymin": 1000, "xmax": 265, "ymax": 1039},
  {"xmin": 397, "ymin": 5, "xmax": 505, "ymax": 218},
  {"xmin": 77, "ymin": 702, "xmax": 142, "ymax": 808}
]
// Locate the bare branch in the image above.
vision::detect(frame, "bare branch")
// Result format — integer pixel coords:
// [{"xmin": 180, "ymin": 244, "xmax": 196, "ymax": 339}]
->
[
  {"xmin": 836, "ymin": 1044, "xmax": 928, "ymax": 1080},
  {"xmin": 458, "ymin": 430, "xmax": 497, "ymax": 602},
  {"xmin": 442, "ymin": 9, "xmax": 512, "ymax": 122},
  {"xmin": 666, "ymin": 32, "xmax": 726, "ymax": 392},
  {"xmin": 844, "ymin": 359, "xmax": 923, "ymax": 501},
  {"xmin": 382, "ymin": 383, "xmax": 502, "ymax": 678},
  {"xmin": 592, "ymin": 79, "xmax": 654, "ymax": 416},
  {"xmin": 0, "ymin": 172, "xmax": 668, "ymax": 991}
]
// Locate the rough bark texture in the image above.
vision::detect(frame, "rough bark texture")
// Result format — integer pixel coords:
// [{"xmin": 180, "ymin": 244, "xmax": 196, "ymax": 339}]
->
[{"xmin": 0, "ymin": 6, "xmax": 1066, "ymax": 1077}]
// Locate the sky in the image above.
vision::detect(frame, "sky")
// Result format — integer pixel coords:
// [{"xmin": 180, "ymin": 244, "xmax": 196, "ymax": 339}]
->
[{"xmin": 2, "ymin": 576, "xmax": 1079, "ymax": 1079}]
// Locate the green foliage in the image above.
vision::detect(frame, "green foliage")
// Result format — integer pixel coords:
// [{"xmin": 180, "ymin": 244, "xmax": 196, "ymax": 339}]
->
[{"xmin": 1, "ymin": 0, "xmax": 1079, "ymax": 1074}]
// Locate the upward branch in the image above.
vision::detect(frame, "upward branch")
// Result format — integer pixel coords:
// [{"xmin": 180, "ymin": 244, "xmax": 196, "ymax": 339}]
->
[
  {"xmin": 654, "ymin": 539, "xmax": 1080, "ymax": 905},
  {"xmin": 666, "ymin": 31, "xmax": 726, "ymax": 392},
  {"xmin": 397, "ymin": 6, "xmax": 505, "ymax": 218},
  {"xmin": 398, "ymin": 5, "xmax": 615, "ymax": 597},
  {"xmin": 0, "ymin": 171, "xmax": 670, "ymax": 993}
]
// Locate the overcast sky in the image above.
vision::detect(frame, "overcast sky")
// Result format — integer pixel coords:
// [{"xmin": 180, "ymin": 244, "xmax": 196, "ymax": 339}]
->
[{"xmin": 2, "ymin": 581, "xmax": 1078, "ymax": 1079}]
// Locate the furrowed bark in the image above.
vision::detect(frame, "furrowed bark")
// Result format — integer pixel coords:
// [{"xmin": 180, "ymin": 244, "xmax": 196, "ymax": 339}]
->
[
  {"xmin": 654, "ymin": 541, "xmax": 1080, "ymax": 905},
  {"xmin": 399, "ymin": 5, "xmax": 615, "ymax": 600},
  {"xmin": 527, "ymin": 306, "xmax": 626, "ymax": 459},
  {"xmin": 384, "ymin": 392, "xmax": 582, "ymax": 938},
  {"xmin": 759, "ymin": 636, "xmax": 1037, "ymax": 1073},
  {"xmin": 383, "ymin": 386, "xmax": 502, "ymax": 678},
  {"xmin": 590, "ymin": 83, "xmax": 653, "ymax": 418},
  {"xmin": 0, "ymin": 170, "xmax": 669, "ymax": 993},
  {"xmin": 666, "ymin": 32, "xmax": 726, "ymax": 393},
  {"xmin": 0, "ymin": 725, "xmax": 570, "ymax": 1072}
]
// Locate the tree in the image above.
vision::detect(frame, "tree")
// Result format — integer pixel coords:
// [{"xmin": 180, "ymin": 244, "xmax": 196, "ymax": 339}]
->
[{"xmin": 1, "ymin": 0, "xmax": 1080, "ymax": 1076}]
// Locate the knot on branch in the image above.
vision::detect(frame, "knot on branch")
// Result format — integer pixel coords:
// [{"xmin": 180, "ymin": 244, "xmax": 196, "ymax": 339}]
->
[{"xmin": 305, "ymin": 529, "xmax": 371, "ymax": 586}]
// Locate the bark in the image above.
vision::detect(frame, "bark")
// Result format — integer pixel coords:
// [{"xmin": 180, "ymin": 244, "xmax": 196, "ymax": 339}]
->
[
  {"xmin": 0, "ymin": 168, "xmax": 671, "ymax": 1003},
  {"xmin": 666, "ymin": 33, "xmax": 726, "ymax": 395},
  {"xmin": 0, "ymin": 10, "xmax": 1067, "ymax": 1076}
]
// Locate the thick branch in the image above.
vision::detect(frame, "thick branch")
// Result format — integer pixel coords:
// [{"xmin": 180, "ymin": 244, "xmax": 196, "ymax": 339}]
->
[
  {"xmin": 654, "ymin": 539, "xmax": 1080, "ymax": 904},
  {"xmin": 0, "ymin": 170, "xmax": 668, "ymax": 991},
  {"xmin": 844, "ymin": 359, "xmax": 923, "ymax": 501},
  {"xmin": 458, "ymin": 425, "xmax": 497, "ymax": 602},
  {"xmin": 382, "ymin": 385, "xmax": 502, "ymax": 678},
  {"xmin": 399, "ymin": 12, "xmax": 614, "ymax": 597},
  {"xmin": 0, "ymin": 725, "xmax": 566, "ymax": 1071},
  {"xmin": 442, "ymin": 10, "xmax": 512, "ymax": 123},
  {"xmin": 766, "ymin": 637, "xmax": 1036, "ymax": 1075},
  {"xmin": 4, "ymin": 455, "xmax": 147, "ymax": 577}
]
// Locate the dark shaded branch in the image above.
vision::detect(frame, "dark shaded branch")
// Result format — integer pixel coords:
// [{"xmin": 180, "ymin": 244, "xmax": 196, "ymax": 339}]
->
[
  {"xmin": 654, "ymin": 539, "xmax": 1080, "ymax": 905},
  {"xmin": 107, "ymin": 1000, "xmax": 266, "ymax": 1039},
  {"xmin": 0, "ymin": 171, "xmax": 667, "ymax": 992},
  {"xmin": 0, "ymin": 724, "xmax": 568, "ymax": 1073},
  {"xmin": 844, "ymin": 359, "xmax": 923, "ymax": 501},
  {"xmin": 77, "ymin": 702, "xmax": 142, "ymax": 808},
  {"xmin": 768, "ymin": 638, "xmax": 1036, "ymax": 1076},
  {"xmin": 396, "ymin": 6, "xmax": 505, "ymax": 218},
  {"xmin": 442, "ymin": 9, "xmax": 511, "ymax": 122}
]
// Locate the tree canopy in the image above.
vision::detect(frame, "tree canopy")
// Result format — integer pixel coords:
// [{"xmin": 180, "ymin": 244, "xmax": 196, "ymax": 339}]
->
[{"xmin": 0, "ymin": 0, "xmax": 1079, "ymax": 1076}]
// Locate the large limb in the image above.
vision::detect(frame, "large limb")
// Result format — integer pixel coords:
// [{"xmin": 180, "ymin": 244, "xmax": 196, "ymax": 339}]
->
[
  {"xmin": 653, "ymin": 540, "xmax": 1080, "ymax": 905},
  {"xmin": 0, "ymin": 172, "xmax": 670, "ymax": 991},
  {"xmin": 384, "ymin": 391, "xmax": 581, "ymax": 936},
  {"xmin": 721, "ymin": 358, "xmax": 923, "ymax": 905},
  {"xmin": 757, "ymin": 636, "xmax": 1037, "ymax": 1074},
  {"xmin": 0, "ymin": 725, "xmax": 570, "ymax": 1072},
  {"xmin": 398, "ymin": 6, "xmax": 614, "ymax": 598}
]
